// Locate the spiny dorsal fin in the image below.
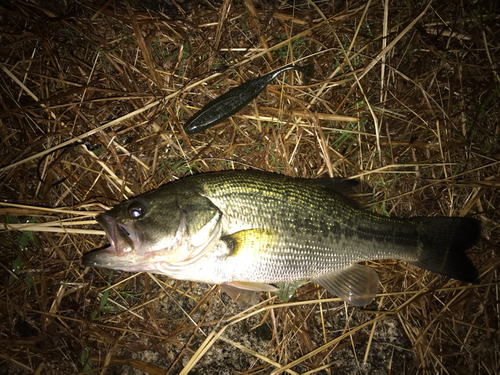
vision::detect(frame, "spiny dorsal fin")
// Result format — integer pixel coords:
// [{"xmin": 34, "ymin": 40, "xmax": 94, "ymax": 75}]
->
[{"xmin": 308, "ymin": 177, "xmax": 369, "ymax": 209}]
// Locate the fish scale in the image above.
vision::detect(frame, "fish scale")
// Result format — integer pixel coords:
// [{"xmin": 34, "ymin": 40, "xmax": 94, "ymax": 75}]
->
[{"xmin": 202, "ymin": 173, "xmax": 413, "ymax": 271}]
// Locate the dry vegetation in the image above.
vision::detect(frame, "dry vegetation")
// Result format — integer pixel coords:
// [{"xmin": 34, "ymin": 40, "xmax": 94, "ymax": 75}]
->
[{"xmin": 1, "ymin": 0, "xmax": 499, "ymax": 374}]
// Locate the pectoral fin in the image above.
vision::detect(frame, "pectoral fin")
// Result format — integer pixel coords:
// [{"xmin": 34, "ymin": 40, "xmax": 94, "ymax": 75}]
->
[
  {"xmin": 221, "ymin": 282, "xmax": 277, "ymax": 309},
  {"xmin": 226, "ymin": 229, "xmax": 277, "ymax": 257},
  {"xmin": 312, "ymin": 264, "xmax": 379, "ymax": 306}
]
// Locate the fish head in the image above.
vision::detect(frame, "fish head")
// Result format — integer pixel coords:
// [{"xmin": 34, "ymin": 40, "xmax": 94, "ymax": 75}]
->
[{"xmin": 83, "ymin": 189, "xmax": 222, "ymax": 274}]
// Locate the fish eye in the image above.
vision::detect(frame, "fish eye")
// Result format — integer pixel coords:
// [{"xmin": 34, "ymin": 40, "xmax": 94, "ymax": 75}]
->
[{"xmin": 128, "ymin": 205, "xmax": 145, "ymax": 218}]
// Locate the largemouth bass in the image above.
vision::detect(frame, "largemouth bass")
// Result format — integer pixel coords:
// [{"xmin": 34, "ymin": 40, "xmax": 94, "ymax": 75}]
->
[
  {"xmin": 183, "ymin": 64, "xmax": 313, "ymax": 134},
  {"xmin": 83, "ymin": 171, "xmax": 480, "ymax": 307}
]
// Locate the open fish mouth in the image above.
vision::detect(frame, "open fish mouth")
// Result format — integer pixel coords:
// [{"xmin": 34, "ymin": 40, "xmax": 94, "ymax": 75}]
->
[
  {"xmin": 95, "ymin": 214, "xmax": 138, "ymax": 256},
  {"xmin": 82, "ymin": 213, "xmax": 149, "ymax": 271}
]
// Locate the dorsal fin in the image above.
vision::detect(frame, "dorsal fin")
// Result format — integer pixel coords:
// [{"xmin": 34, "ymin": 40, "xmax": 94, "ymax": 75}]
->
[{"xmin": 308, "ymin": 177, "xmax": 368, "ymax": 209}]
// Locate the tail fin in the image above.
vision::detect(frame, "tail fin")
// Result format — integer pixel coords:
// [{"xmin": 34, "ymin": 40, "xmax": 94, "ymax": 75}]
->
[{"xmin": 411, "ymin": 217, "xmax": 480, "ymax": 283}]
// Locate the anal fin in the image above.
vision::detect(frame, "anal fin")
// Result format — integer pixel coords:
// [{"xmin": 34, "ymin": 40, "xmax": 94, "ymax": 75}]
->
[{"xmin": 312, "ymin": 264, "xmax": 379, "ymax": 306}]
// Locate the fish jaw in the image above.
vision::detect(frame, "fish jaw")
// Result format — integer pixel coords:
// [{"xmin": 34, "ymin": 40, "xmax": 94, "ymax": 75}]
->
[
  {"xmin": 82, "ymin": 212, "xmax": 156, "ymax": 272},
  {"xmin": 81, "ymin": 247, "xmax": 159, "ymax": 272},
  {"xmin": 95, "ymin": 213, "xmax": 139, "ymax": 256}
]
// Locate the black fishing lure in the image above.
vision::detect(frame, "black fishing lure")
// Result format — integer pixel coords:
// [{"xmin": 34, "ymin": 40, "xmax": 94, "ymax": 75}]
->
[{"xmin": 183, "ymin": 64, "xmax": 313, "ymax": 135}]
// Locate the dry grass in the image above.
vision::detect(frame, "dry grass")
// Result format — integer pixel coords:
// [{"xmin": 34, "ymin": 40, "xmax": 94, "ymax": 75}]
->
[{"xmin": 1, "ymin": 0, "xmax": 499, "ymax": 374}]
